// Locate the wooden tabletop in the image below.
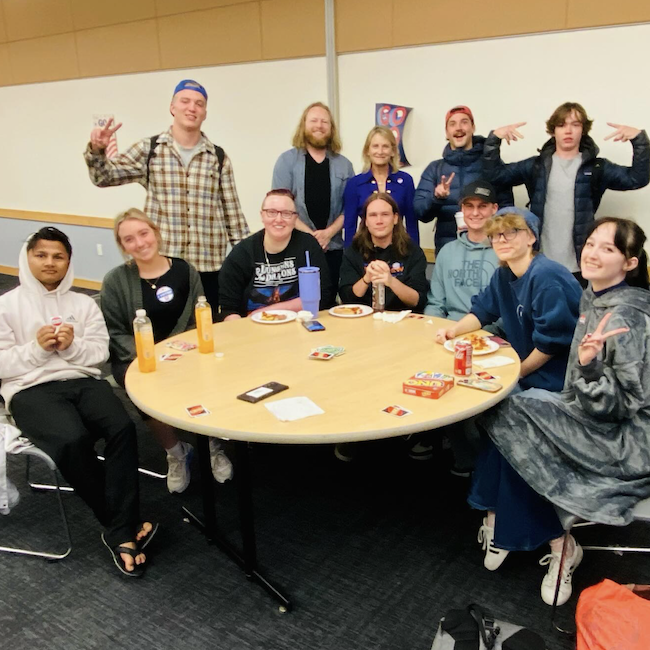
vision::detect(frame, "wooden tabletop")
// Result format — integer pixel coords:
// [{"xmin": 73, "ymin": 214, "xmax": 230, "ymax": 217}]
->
[{"xmin": 125, "ymin": 312, "xmax": 521, "ymax": 444}]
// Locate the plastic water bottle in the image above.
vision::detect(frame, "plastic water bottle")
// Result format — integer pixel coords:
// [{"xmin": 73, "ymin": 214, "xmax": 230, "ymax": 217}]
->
[
  {"xmin": 372, "ymin": 282, "xmax": 386, "ymax": 312},
  {"xmin": 195, "ymin": 295, "xmax": 214, "ymax": 354},
  {"xmin": 133, "ymin": 309, "xmax": 156, "ymax": 373}
]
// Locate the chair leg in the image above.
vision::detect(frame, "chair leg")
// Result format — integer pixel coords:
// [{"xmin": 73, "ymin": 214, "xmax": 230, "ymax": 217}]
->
[
  {"xmin": 26, "ymin": 454, "xmax": 73, "ymax": 492},
  {"xmin": 551, "ymin": 531, "xmax": 576, "ymax": 636},
  {"xmin": 96, "ymin": 454, "xmax": 167, "ymax": 480},
  {"xmin": 1, "ymin": 459, "xmax": 72, "ymax": 560}
]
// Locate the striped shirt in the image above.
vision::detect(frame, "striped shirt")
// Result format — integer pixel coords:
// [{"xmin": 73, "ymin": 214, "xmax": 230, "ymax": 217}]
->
[{"xmin": 84, "ymin": 128, "xmax": 249, "ymax": 271}]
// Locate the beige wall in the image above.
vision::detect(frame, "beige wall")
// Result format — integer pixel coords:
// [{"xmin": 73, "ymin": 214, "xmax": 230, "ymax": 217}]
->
[{"xmin": 0, "ymin": 0, "xmax": 648, "ymax": 86}]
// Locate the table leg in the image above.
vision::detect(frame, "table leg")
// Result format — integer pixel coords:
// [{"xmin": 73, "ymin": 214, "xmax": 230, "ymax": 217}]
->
[{"xmin": 182, "ymin": 435, "xmax": 292, "ymax": 612}]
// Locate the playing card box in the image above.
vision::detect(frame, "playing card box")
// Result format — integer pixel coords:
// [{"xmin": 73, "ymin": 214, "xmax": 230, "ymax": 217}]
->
[{"xmin": 402, "ymin": 372, "xmax": 454, "ymax": 399}]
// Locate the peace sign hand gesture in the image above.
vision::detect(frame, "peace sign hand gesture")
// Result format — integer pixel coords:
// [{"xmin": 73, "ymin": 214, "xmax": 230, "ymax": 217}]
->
[
  {"xmin": 578, "ymin": 312, "xmax": 629, "ymax": 366},
  {"xmin": 604, "ymin": 123, "xmax": 641, "ymax": 143},
  {"xmin": 90, "ymin": 117, "xmax": 122, "ymax": 153},
  {"xmin": 434, "ymin": 172, "xmax": 455, "ymax": 199},
  {"xmin": 493, "ymin": 122, "xmax": 527, "ymax": 145}
]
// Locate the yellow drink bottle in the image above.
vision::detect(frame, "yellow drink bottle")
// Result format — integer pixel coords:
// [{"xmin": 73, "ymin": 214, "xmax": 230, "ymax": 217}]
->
[
  {"xmin": 133, "ymin": 309, "xmax": 156, "ymax": 373},
  {"xmin": 195, "ymin": 295, "xmax": 214, "ymax": 354}
]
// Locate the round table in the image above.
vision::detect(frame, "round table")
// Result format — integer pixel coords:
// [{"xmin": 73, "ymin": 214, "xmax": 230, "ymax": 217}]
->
[
  {"xmin": 125, "ymin": 311, "xmax": 521, "ymax": 611},
  {"xmin": 125, "ymin": 312, "xmax": 521, "ymax": 444}
]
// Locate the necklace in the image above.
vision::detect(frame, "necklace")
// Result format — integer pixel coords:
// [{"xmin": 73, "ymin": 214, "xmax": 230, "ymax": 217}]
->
[{"xmin": 142, "ymin": 258, "xmax": 172, "ymax": 290}]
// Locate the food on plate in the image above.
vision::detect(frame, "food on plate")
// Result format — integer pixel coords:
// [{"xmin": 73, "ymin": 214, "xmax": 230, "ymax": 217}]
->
[
  {"xmin": 333, "ymin": 305, "xmax": 363, "ymax": 316},
  {"xmin": 461, "ymin": 334, "xmax": 490, "ymax": 352},
  {"xmin": 260, "ymin": 311, "xmax": 287, "ymax": 322}
]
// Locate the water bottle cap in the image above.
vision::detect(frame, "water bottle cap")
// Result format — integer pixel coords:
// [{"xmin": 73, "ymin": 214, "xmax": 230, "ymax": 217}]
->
[
  {"xmin": 136, "ymin": 309, "xmax": 146, "ymax": 317},
  {"xmin": 198, "ymin": 295, "xmax": 206, "ymax": 302}
]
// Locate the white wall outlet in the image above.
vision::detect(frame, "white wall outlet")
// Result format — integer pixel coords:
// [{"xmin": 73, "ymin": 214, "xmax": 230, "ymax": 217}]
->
[{"xmin": 96, "ymin": 244, "xmax": 103, "ymax": 256}]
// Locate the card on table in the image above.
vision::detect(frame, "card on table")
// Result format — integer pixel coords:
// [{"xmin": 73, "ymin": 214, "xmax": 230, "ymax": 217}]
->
[
  {"xmin": 167, "ymin": 340, "xmax": 197, "ymax": 351},
  {"xmin": 488, "ymin": 335, "xmax": 511, "ymax": 347},
  {"xmin": 309, "ymin": 351, "xmax": 334, "ymax": 361},
  {"xmin": 160, "ymin": 353, "xmax": 182, "ymax": 362},
  {"xmin": 476, "ymin": 371, "xmax": 498, "ymax": 381},
  {"xmin": 382, "ymin": 405, "xmax": 412, "ymax": 418},
  {"xmin": 186, "ymin": 404, "xmax": 210, "ymax": 417}
]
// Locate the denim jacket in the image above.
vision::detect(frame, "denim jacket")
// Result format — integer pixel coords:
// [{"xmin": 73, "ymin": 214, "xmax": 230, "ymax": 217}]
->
[{"xmin": 272, "ymin": 148, "xmax": 354, "ymax": 252}]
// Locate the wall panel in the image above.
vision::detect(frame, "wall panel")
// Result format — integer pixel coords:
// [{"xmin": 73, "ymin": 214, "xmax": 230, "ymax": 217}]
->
[
  {"xmin": 154, "ymin": 0, "xmax": 255, "ymax": 18},
  {"xmin": 335, "ymin": 0, "xmax": 392, "ymax": 53},
  {"xmin": 567, "ymin": 0, "xmax": 650, "ymax": 28},
  {"xmin": 261, "ymin": 0, "xmax": 325, "ymax": 59},
  {"xmin": 158, "ymin": 3, "xmax": 262, "ymax": 68},
  {"xmin": 69, "ymin": 0, "xmax": 157, "ymax": 31},
  {"xmin": 9, "ymin": 33, "xmax": 78, "ymax": 84},
  {"xmin": 2, "ymin": 0, "xmax": 74, "ymax": 41},
  {"xmin": 0, "ymin": 43, "xmax": 11, "ymax": 85},
  {"xmin": 76, "ymin": 20, "xmax": 161, "ymax": 78}
]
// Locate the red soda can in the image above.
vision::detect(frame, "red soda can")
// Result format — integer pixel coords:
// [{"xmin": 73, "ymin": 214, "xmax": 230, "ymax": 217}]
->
[{"xmin": 454, "ymin": 340, "xmax": 473, "ymax": 376}]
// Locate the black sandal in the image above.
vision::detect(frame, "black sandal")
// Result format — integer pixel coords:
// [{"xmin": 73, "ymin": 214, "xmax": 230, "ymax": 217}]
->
[
  {"xmin": 101, "ymin": 533, "xmax": 146, "ymax": 578},
  {"xmin": 137, "ymin": 522, "xmax": 159, "ymax": 551}
]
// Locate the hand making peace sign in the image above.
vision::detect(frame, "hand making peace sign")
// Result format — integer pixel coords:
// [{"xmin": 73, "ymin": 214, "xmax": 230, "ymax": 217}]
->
[
  {"xmin": 90, "ymin": 117, "xmax": 123, "ymax": 153},
  {"xmin": 578, "ymin": 312, "xmax": 630, "ymax": 366},
  {"xmin": 604, "ymin": 123, "xmax": 641, "ymax": 143},
  {"xmin": 434, "ymin": 172, "xmax": 455, "ymax": 199}
]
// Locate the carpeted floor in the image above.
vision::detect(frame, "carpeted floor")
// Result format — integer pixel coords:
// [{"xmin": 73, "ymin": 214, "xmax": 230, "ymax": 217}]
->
[{"xmin": 1, "ymin": 273, "xmax": 649, "ymax": 650}]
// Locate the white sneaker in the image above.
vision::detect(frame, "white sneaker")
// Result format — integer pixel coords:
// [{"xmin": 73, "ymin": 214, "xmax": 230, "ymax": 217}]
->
[
  {"xmin": 540, "ymin": 539, "xmax": 583, "ymax": 606},
  {"xmin": 209, "ymin": 439, "xmax": 233, "ymax": 483},
  {"xmin": 477, "ymin": 517, "xmax": 510, "ymax": 571},
  {"xmin": 166, "ymin": 441, "xmax": 193, "ymax": 494}
]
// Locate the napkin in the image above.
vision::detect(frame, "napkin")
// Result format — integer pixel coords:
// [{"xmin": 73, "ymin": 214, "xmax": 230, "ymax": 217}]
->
[
  {"xmin": 372, "ymin": 310, "xmax": 412, "ymax": 323},
  {"xmin": 475, "ymin": 356, "xmax": 516, "ymax": 369},
  {"xmin": 264, "ymin": 397, "xmax": 324, "ymax": 422}
]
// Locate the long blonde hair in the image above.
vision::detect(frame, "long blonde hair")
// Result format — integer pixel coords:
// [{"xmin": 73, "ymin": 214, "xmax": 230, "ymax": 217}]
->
[
  {"xmin": 362, "ymin": 126, "xmax": 400, "ymax": 173},
  {"xmin": 114, "ymin": 208, "xmax": 163, "ymax": 262},
  {"xmin": 291, "ymin": 102, "xmax": 342, "ymax": 154}
]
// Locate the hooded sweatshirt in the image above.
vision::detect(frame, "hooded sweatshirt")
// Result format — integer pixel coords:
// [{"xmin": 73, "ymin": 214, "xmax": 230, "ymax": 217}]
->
[
  {"xmin": 0, "ymin": 243, "xmax": 109, "ymax": 410},
  {"xmin": 424, "ymin": 231, "xmax": 498, "ymax": 320}
]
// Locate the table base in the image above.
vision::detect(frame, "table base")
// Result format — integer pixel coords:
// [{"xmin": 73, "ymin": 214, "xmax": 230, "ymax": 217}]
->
[{"xmin": 182, "ymin": 437, "xmax": 292, "ymax": 612}]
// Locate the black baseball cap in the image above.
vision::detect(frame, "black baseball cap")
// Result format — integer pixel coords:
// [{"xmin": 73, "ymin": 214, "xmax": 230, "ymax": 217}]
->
[{"xmin": 459, "ymin": 180, "xmax": 497, "ymax": 205}]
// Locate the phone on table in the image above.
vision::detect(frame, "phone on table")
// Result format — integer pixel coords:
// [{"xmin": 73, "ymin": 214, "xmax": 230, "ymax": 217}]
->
[
  {"xmin": 457, "ymin": 379, "xmax": 502, "ymax": 393},
  {"xmin": 302, "ymin": 320, "xmax": 326, "ymax": 332},
  {"xmin": 236, "ymin": 382, "xmax": 289, "ymax": 403}
]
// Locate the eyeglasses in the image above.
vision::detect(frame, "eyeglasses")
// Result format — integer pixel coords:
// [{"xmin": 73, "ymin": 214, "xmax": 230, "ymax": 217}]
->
[
  {"xmin": 263, "ymin": 208, "xmax": 298, "ymax": 220},
  {"xmin": 488, "ymin": 229, "xmax": 524, "ymax": 243}
]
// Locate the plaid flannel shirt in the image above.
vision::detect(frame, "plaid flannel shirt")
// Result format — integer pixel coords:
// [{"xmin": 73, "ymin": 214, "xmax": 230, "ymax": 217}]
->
[{"xmin": 84, "ymin": 128, "xmax": 249, "ymax": 271}]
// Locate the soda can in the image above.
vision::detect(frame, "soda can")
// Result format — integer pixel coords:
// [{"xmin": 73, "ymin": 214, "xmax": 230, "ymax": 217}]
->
[{"xmin": 454, "ymin": 340, "xmax": 472, "ymax": 376}]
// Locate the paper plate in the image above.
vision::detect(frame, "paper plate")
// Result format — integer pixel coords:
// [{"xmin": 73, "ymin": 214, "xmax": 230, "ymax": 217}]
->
[
  {"xmin": 251, "ymin": 310, "xmax": 298, "ymax": 325},
  {"xmin": 328, "ymin": 304, "xmax": 373, "ymax": 318}
]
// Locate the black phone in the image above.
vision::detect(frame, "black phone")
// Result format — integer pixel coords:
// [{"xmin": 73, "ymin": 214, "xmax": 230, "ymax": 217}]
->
[
  {"xmin": 302, "ymin": 320, "xmax": 326, "ymax": 332},
  {"xmin": 236, "ymin": 382, "xmax": 289, "ymax": 403}
]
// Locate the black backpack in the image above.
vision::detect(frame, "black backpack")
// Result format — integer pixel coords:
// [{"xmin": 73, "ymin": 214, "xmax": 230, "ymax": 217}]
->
[{"xmin": 145, "ymin": 135, "xmax": 225, "ymax": 186}]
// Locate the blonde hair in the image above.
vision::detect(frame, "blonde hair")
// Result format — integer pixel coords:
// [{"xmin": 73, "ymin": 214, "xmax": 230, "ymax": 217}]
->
[
  {"xmin": 486, "ymin": 213, "xmax": 537, "ymax": 266},
  {"xmin": 114, "ymin": 208, "xmax": 162, "ymax": 261},
  {"xmin": 361, "ymin": 126, "xmax": 400, "ymax": 173},
  {"xmin": 291, "ymin": 102, "xmax": 342, "ymax": 154}
]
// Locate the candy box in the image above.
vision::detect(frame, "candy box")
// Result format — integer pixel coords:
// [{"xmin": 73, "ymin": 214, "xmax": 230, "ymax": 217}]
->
[{"xmin": 402, "ymin": 372, "xmax": 454, "ymax": 399}]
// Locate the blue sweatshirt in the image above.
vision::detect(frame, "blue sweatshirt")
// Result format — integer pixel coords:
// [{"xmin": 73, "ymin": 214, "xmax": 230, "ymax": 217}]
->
[
  {"xmin": 424, "ymin": 232, "xmax": 498, "ymax": 320},
  {"xmin": 470, "ymin": 254, "xmax": 582, "ymax": 391}
]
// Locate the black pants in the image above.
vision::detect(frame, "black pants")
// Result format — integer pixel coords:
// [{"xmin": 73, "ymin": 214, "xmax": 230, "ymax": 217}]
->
[
  {"xmin": 11, "ymin": 378, "xmax": 141, "ymax": 548},
  {"xmin": 325, "ymin": 249, "xmax": 343, "ymax": 303},
  {"xmin": 199, "ymin": 270, "xmax": 220, "ymax": 321}
]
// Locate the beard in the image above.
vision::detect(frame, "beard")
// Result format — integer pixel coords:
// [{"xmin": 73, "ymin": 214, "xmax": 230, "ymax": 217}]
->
[{"xmin": 305, "ymin": 132, "xmax": 330, "ymax": 148}]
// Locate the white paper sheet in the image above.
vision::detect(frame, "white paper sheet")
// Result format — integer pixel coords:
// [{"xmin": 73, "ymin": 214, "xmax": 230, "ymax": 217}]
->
[{"xmin": 264, "ymin": 396, "xmax": 324, "ymax": 422}]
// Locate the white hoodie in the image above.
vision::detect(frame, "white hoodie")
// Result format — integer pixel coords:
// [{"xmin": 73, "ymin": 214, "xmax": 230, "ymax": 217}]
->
[{"xmin": 0, "ymin": 242, "xmax": 109, "ymax": 410}]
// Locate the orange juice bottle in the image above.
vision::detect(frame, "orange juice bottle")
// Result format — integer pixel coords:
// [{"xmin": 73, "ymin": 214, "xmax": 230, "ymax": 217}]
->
[
  {"xmin": 195, "ymin": 295, "xmax": 214, "ymax": 354},
  {"xmin": 133, "ymin": 309, "xmax": 156, "ymax": 373}
]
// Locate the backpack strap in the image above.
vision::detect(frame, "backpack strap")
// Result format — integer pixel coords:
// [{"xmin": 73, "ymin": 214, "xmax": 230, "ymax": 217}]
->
[{"xmin": 146, "ymin": 136, "xmax": 225, "ymax": 188}]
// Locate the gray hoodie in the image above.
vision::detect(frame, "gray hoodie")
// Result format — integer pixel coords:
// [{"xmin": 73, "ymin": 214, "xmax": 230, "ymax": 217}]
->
[{"xmin": 424, "ymin": 231, "xmax": 498, "ymax": 320}]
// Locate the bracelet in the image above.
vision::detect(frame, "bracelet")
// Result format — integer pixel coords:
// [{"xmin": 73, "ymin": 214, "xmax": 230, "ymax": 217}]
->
[{"xmin": 362, "ymin": 277, "xmax": 371, "ymax": 285}]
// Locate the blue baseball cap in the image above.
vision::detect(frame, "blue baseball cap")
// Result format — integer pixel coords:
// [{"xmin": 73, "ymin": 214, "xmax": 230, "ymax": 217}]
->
[
  {"xmin": 494, "ymin": 206, "xmax": 541, "ymax": 249},
  {"xmin": 173, "ymin": 79, "xmax": 208, "ymax": 101}
]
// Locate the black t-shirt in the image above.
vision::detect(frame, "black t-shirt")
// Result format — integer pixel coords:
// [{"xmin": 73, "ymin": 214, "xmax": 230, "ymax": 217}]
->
[
  {"xmin": 338, "ymin": 242, "xmax": 429, "ymax": 312},
  {"xmin": 141, "ymin": 258, "xmax": 191, "ymax": 342},
  {"xmin": 304, "ymin": 152, "xmax": 331, "ymax": 230},
  {"xmin": 218, "ymin": 229, "xmax": 333, "ymax": 317}
]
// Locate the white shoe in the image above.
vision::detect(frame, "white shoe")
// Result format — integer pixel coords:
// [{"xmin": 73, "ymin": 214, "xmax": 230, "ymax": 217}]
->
[
  {"xmin": 540, "ymin": 539, "xmax": 583, "ymax": 606},
  {"xmin": 209, "ymin": 439, "xmax": 233, "ymax": 483},
  {"xmin": 166, "ymin": 441, "xmax": 193, "ymax": 494},
  {"xmin": 477, "ymin": 517, "xmax": 510, "ymax": 571}
]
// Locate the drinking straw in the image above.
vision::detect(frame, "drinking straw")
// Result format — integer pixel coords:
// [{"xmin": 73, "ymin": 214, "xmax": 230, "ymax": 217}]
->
[{"xmin": 305, "ymin": 251, "xmax": 311, "ymax": 267}]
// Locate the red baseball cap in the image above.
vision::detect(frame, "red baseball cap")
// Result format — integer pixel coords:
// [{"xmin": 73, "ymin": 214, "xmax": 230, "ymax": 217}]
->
[{"xmin": 445, "ymin": 105, "xmax": 474, "ymax": 125}]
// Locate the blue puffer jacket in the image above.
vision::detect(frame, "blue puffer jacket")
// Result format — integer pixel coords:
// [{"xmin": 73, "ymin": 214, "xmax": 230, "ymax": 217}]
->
[
  {"xmin": 414, "ymin": 135, "xmax": 514, "ymax": 253},
  {"xmin": 483, "ymin": 131, "xmax": 650, "ymax": 261}
]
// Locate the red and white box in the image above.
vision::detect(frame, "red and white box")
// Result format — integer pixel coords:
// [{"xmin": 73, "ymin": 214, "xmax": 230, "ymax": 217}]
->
[{"xmin": 402, "ymin": 372, "xmax": 454, "ymax": 399}]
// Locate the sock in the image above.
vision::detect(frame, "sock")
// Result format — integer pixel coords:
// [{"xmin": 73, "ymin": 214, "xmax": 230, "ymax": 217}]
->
[{"xmin": 166, "ymin": 441, "xmax": 186, "ymax": 459}]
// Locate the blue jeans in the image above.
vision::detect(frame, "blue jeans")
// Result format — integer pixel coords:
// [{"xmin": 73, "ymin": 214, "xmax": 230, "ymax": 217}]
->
[{"xmin": 467, "ymin": 438, "xmax": 563, "ymax": 551}]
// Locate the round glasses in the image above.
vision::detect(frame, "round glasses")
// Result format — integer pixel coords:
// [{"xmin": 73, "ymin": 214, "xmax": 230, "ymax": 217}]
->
[{"xmin": 488, "ymin": 228, "xmax": 524, "ymax": 243}]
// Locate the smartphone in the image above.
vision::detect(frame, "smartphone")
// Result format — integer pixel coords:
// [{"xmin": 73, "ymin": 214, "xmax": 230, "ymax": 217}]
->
[
  {"xmin": 488, "ymin": 335, "xmax": 511, "ymax": 347},
  {"xmin": 302, "ymin": 320, "xmax": 326, "ymax": 332},
  {"xmin": 236, "ymin": 382, "xmax": 289, "ymax": 403},
  {"xmin": 457, "ymin": 379, "xmax": 502, "ymax": 393}
]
